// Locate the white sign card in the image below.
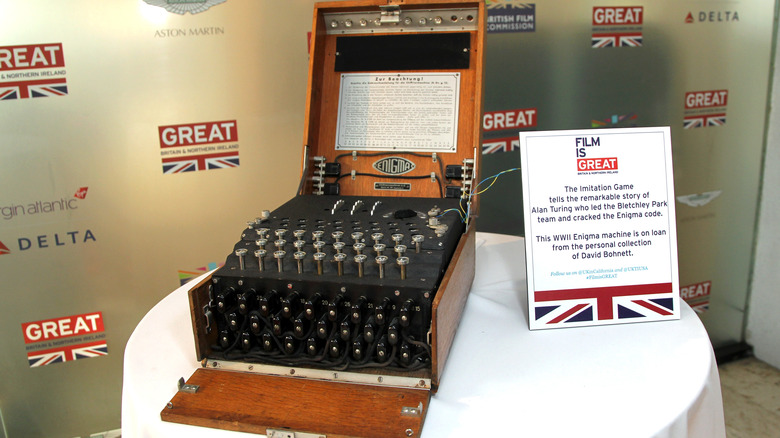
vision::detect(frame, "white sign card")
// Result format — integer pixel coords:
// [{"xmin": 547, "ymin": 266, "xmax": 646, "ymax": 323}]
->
[
  {"xmin": 335, "ymin": 73, "xmax": 460, "ymax": 152},
  {"xmin": 519, "ymin": 127, "xmax": 680, "ymax": 330}
]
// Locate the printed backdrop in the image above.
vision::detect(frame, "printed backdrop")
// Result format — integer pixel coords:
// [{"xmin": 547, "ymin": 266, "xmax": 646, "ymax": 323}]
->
[{"xmin": 0, "ymin": 0, "xmax": 775, "ymax": 436}]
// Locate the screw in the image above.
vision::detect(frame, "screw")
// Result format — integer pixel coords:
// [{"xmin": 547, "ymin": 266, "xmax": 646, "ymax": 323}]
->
[
  {"xmin": 274, "ymin": 250, "xmax": 286, "ymax": 272},
  {"xmin": 374, "ymin": 243, "xmax": 386, "ymax": 256},
  {"xmin": 353, "ymin": 242, "xmax": 365, "ymax": 255},
  {"xmin": 397, "ymin": 256, "xmax": 409, "ymax": 280},
  {"xmin": 371, "ymin": 232, "xmax": 384, "ymax": 244},
  {"xmin": 351, "ymin": 231, "xmax": 364, "ymax": 243},
  {"xmin": 314, "ymin": 252, "xmax": 325, "ymax": 275},
  {"xmin": 376, "ymin": 255, "xmax": 388, "ymax": 279},
  {"xmin": 274, "ymin": 229, "xmax": 287, "ymax": 239},
  {"xmin": 332, "ymin": 230, "xmax": 344, "ymax": 242},
  {"xmin": 312, "ymin": 230, "xmax": 324, "ymax": 242},
  {"xmin": 354, "ymin": 254, "xmax": 367, "ymax": 277},
  {"xmin": 257, "ymin": 227, "xmax": 270, "ymax": 238},
  {"xmin": 275, "ymin": 239, "xmax": 286, "ymax": 250},
  {"xmin": 412, "ymin": 234, "xmax": 424, "ymax": 253},
  {"xmin": 334, "ymin": 253, "xmax": 346, "ymax": 276},
  {"xmin": 394, "ymin": 244, "xmax": 407, "ymax": 258},
  {"xmin": 391, "ymin": 233, "xmax": 404, "ymax": 247},
  {"xmin": 294, "ymin": 251, "xmax": 306, "ymax": 274},
  {"xmin": 255, "ymin": 249, "xmax": 266, "ymax": 271},
  {"xmin": 333, "ymin": 241, "xmax": 345, "ymax": 254},
  {"xmin": 255, "ymin": 238, "xmax": 268, "ymax": 249},
  {"xmin": 235, "ymin": 248, "xmax": 248, "ymax": 270}
]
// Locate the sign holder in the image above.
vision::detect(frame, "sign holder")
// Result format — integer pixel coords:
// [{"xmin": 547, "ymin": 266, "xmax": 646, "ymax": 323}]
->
[{"xmin": 519, "ymin": 127, "xmax": 680, "ymax": 330}]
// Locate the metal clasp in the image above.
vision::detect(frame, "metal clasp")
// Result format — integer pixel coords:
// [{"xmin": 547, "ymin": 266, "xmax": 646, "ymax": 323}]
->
[
  {"xmin": 401, "ymin": 402, "xmax": 423, "ymax": 417},
  {"xmin": 177, "ymin": 377, "xmax": 199, "ymax": 394}
]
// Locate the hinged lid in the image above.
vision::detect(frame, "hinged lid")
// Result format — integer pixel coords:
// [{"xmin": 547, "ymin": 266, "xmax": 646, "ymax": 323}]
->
[
  {"xmin": 301, "ymin": 0, "xmax": 485, "ymax": 200},
  {"xmin": 161, "ymin": 368, "xmax": 431, "ymax": 438}
]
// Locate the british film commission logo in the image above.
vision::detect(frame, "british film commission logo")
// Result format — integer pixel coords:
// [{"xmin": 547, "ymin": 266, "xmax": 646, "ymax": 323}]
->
[
  {"xmin": 486, "ymin": 1, "xmax": 535, "ymax": 34},
  {"xmin": 143, "ymin": 0, "xmax": 226, "ymax": 15},
  {"xmin": 372, "ymin": 157, "xmax": 416, "ymax": 175},
  {"xmin": 0, "ymin": 43, "xmax": 67, "ymax": 100}
]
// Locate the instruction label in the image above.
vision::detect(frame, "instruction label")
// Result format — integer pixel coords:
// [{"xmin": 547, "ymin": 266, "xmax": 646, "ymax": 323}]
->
[
  {"xmin": 520, "ymin": 127, "xmax": 680, "ymax": 329},
  {"xmin": 335, "ymin": 73, "xmax": 459, "ymax": 152}
]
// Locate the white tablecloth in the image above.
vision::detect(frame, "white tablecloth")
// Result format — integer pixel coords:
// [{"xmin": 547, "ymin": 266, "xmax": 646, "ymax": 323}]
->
[{"xmin": 122, "ymin": 232, "xmax": 726, "ymax": 438}]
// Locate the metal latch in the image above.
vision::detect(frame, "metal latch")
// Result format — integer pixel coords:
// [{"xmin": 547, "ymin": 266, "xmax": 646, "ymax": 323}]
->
[
  {"xmin": 266, "ymin": 429, "xmax": 326, "ymax": 438},
  {"xmin": 177, "ymin": 377, "xmax": 199, "ymax": 394},
  {"xmin": 379, "ymin": 4, "xmax": 401, "ymax": 23},
  {"xmin": 401, "ymin": 402, "xmax": 424, "ymax": 417}
]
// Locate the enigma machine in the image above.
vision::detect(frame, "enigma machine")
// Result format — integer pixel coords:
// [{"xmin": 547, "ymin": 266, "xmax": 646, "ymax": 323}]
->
[{"xmin": 161, "ymin": 1, "xmax": 485, "ymax": 437}]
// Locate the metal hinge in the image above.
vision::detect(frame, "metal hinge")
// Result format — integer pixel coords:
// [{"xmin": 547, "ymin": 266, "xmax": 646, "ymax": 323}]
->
[
  {"xmin": 266, "ymin": 429, "xmax": 326, "ymax": 438},
  {"xmin": 379, "ymin": 4, "xmax": 401, "ymax": 23}
]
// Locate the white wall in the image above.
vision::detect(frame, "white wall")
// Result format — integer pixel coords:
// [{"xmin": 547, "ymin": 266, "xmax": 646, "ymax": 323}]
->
[{"xmin": 747, "ymin": 28, "xmax": 780, "ymax": 369}]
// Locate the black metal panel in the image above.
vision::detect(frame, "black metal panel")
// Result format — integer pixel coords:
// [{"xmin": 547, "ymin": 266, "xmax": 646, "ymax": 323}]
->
[{"xmin": 335, "ymin": 33, "xmax": 470, "ymax": 72}]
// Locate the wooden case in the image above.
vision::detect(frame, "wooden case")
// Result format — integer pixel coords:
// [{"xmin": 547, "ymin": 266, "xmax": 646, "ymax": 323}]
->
[{"xmin": 161, "ymin": 1, "xmax": 484, "ymax": 437}]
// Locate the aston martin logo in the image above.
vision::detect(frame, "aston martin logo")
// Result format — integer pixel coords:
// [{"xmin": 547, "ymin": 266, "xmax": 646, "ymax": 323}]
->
[
  {"xmin": 676, "ymin": 191, "xmax": 722, "ymax": 207},
  {"xmin": 143, "ymin": 0, "xmax": 226, "ymax": 15},
  {"xmin": 372, "ymin": 157, "xmax": 416, "ymax": 175}
]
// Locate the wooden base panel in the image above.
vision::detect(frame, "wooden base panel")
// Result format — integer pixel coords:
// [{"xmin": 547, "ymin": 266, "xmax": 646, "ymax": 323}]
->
[{"xmin": 161, "ymin": 368, "xmax": 430, "ymax": 438}]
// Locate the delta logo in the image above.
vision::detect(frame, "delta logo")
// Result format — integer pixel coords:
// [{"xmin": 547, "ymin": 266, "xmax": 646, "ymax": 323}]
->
[
  {"xmin": 22, "ymin": 311, "xmax": 107, "ymax": 367},
  {"xmin": 683, "ymin": 89, "xmax": 728, "ymax": 128},
  {"xmin": 0, "ymin": 229, "xmax": 96, "ymax": 256},
  {"xmin": 685, "ymin": 11, "xmax": 740, "ymax": 23},
  {"xmin": 158, "ymin": 119, "xmax": 240, "ymax": 173},
  {"xmin": 0, "ymin": 43, "xmax": 67, "ymax": 100},
  {"xmin": 592, "ymin": 6, "xmax": 643, "ymax": 48},
  {"xmin": 143, "ymin": 0, "xmax": 226, "ymax": 15}
]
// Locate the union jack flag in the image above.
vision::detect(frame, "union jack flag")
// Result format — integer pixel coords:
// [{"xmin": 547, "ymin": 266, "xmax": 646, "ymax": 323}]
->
[
  {"xmin": 27, "ymin": 341, "xmax": 108, "ymax": 367},
  {"xmin": 162, "ymin": 151, "xmax": 239, "ymax": 174},
  {"xmin": 689, "ymin": 300, "xmax": 709, "ymax": 314},
  {"xmin": 482, "ymin": 137, "xmax": 519, "ymax": 154},
  {"xmin": 683, "ymin": 113, "xmax": 726, "ymax": 129},
  {"xmin": 592, "ymin": 32, "xmax": 643, "ymax": 48},
  {"xmin": 0, "ymin": 78, "xmax": 68, "ymax": 100},
  {"xmin": 533, "ymin": 282, "xmax": 675, "ymax": 328}
]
